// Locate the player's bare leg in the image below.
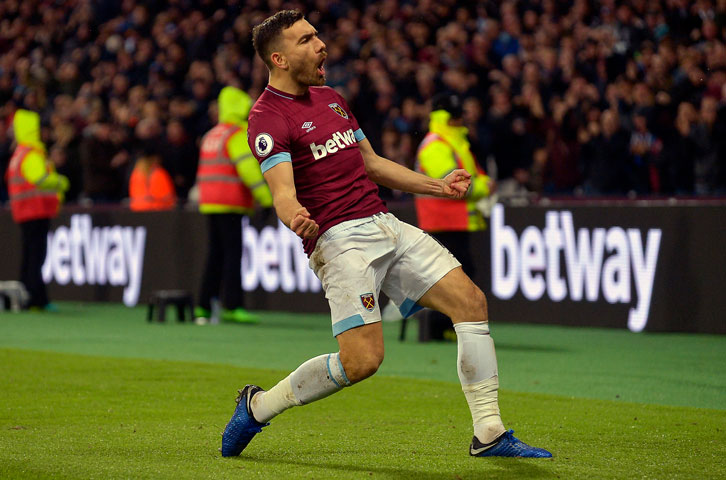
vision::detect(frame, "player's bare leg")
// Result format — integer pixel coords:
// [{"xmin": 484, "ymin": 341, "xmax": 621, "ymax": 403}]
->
[
  {"xmin": 222, "ymin": 322, "xmax": 383, "ymax": 456},
  {"xmin": 251, "ymin": 321, "xmax": 382, "ymax": 419},
  {"xmin": 418, "ymin": 267, "xmax": 552, "ymax": 458},
  {"xmin": 251, "ymin": 322, "xmax": 382, "ymax": 417},
  {"xmin": 336, "ymin": 322, "xmax": 384, "ymax": 383}
]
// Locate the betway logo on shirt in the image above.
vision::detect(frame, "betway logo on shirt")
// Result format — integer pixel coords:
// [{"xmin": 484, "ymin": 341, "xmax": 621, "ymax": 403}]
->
[
  {"xmin": 490, "ymin": 204, "xmax": 662, "ymax": 332},
  {"xmin": 309, "ymin": 129, "xmax": 357, "ymax": 160},
  {"xmin": 41, "ymin": 214, "xmax": 146, "ymax": 306}
]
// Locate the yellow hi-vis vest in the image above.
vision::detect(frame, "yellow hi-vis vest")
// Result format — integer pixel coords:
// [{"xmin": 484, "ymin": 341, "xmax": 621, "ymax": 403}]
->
[{"xmin": 414, "ymin": 111, "xmax": 490, "ymax": 232}]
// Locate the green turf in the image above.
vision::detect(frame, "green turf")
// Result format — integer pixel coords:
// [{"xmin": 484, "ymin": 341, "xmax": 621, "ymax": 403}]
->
[
  {"xmin": 1, "ymin": 348, "xmax": 725, "ymax": 480},
  {"xmin": 1, "ymin": 302, "xmax": 725, "ymax": 409},
  {"xmin": 1, "ymin": 303, "xmax": 726, "ymax": 479}
]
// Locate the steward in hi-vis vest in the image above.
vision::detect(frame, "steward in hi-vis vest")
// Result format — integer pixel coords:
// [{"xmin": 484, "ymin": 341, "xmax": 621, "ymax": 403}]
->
[
  {"xmin": 415, "ymin": 98, "xmax": 491, "ymax": 233},
  {"xmin": 413, "ymin": 94, "xmax": 494, "ymax": 340},
  {"xmin": 7, "ymin": 110, "xmax": 68, "ymax": 223},
  {"xmin": 6, "ymin": 109, "xmax": 69, "ymax": 310},
  {"xmin": 197, "ymin": 88, "xmax": 272, "ymax": 214},
  {"xmin": 195, "ymin": 87, "xmax": 272, "ymax": 324}
]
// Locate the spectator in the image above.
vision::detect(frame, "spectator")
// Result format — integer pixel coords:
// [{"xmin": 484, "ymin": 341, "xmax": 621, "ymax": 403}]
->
[
  {"xmin": 543, "ymin": 99, "xmax": 582, "ymax": 194},
  {"xmin": 629, "ymin": 108, "xmax": 663, "ymax": 194},
  {"xmin": 79, "ymin": 122, "xmax": 128, "ymax": 204},
  {"xmin": 581, "ymin": 109, "xmax": 631, "ymax": 195},
  {"xmin": 0, "ymin": 0, "xmax": 724, "ymax": 203},
  {"xmin": 462, "ymin": 96, "xmax": 492, "ymax": 168},
  {"xmin": 487, "ymin": 85, "xmax": 519, "ymax": 194},
  {"xmin": 717, "ymin": 83, "xmax": 726, "ymax": 190},
  {"xmin": 161, "ymin": 119, "xmax": 198, "ymax": 201},
  {"xmin": 661, "ymin": 102, "xmax": 699, "ymax": 194},
  {"xmin": 128, "ymin": 144, "xmax": 176, "ymax": 211},
  {"xmin": 49, "ymin": 95, "xmax": 83, "ymax": 202},
  {"xmin": 692, "ymin": 96, "xmax": 722, "ymax": 194},
  {"xmin": 0, "ymin": 120, "xmax": 12, "ymax": 204}
]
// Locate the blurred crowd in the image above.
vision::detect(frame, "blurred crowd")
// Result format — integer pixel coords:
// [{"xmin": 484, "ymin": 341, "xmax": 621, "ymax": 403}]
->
[{"xmin": 1, "ymin": 0, "xmax": 726, "ymax": 206}]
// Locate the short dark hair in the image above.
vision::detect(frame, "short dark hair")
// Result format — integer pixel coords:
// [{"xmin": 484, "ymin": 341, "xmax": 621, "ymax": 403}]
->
[
  {"xmin": 252, "ymin": 10, "xmax": 304, "ymax": 69},
  {"xmin": 431, "ymin": 93, "xmax": 463, "ymax": 119}
]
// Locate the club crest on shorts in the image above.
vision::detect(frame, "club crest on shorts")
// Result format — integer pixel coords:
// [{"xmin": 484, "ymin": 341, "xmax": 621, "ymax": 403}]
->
[
  {"xmin": 328, "ymin": 103, "xmax": 349, "ymax": 119},
  {"xmin": 360, "ymin": 293, "xmax": 375, "ymax": 311}
]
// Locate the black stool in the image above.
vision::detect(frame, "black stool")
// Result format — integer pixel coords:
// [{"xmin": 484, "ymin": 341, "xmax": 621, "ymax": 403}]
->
[{"xmin": 147, "ymin": 290, "xmax": 194, "ymax": 323}]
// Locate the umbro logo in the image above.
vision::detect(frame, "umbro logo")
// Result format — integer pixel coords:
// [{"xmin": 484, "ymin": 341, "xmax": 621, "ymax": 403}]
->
[{"xmin": 302, "ymin": 121, "xmax": 316, "ymax": 133}]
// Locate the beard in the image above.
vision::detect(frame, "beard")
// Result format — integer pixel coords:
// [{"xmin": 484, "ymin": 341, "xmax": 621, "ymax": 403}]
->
[{"xmin": 290, "ymin": 59, "xmax": 326, "ymax": 87}]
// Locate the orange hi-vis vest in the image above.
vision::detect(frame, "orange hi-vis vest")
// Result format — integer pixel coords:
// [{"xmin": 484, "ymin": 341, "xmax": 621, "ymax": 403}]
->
[
  {"xmin": 6, "ymin": 145, "xmax": 59, "ymax": 223},
  {"xmin": 129, "ymin": 164, "xmax": 176, "ymax": 211},
  {"xmin": 197, "ymin": 124, "xmax": 253, "ymax": 210},
  {"xmin": 414, "ymin": 133, "xmax": 486, "ymax": 232}
]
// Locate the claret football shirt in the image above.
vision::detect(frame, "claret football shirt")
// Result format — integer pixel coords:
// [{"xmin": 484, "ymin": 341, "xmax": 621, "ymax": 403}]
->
[{"xmin": 248, "ymin": 85, "xmax": 387, "ymax": 254}]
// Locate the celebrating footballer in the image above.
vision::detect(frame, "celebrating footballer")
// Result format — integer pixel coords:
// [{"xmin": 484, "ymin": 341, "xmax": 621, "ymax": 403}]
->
[{"xmin": 221, "ymin": 10, "xmax": 552, "ymax": 460}]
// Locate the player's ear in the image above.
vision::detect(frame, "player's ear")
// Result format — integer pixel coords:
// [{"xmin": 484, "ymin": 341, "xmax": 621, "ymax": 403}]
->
[{"xmin": 271, "ymin": 52, "xmax": 288, "ymax": 70}]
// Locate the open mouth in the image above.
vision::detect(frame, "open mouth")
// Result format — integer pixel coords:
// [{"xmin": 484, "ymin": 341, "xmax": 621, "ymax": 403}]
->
[{"xmin": 317, "ymin": 57, "xmax": 326, "ymax": 76}]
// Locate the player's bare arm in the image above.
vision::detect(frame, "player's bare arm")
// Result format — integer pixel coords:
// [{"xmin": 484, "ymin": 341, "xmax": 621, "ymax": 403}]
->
[
  {"xmin": 262, "ymin": 161, "xmax": 319, "ymax": 239},
  {"xmin": 357, "ymin": 138, "xmax": 471, "ymax": 199}
]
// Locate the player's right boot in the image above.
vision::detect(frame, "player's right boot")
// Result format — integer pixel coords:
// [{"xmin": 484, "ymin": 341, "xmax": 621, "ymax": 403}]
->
[
  {"xmin": 221, "ymin": 384, "xmax": 268, "ymax": 457},
  {"xmin": 470, "ymin": 430, "xmax": 552, "ymax": 458},
  {"xmin": 222, "ymin": 308, "xmax": 259, "ymax": 324}
]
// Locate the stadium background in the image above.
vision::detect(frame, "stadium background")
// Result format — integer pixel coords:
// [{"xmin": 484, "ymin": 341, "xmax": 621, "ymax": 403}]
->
[
  {"xmin": 1, "ymin": 0, "xmax": 725, "ymax": 203},
  {"xmin": 1, "ymin": 2, "xmax": 725, "ymax": 479},
  {"xmin": 1, "ymin": 0, "xmax": 724, "ymax": 332}
]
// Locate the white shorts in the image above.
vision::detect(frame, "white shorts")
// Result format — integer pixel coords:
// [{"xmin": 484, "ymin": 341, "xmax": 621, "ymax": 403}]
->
[{"xmin": 308, "ymin": 212, "xmax": 461, "ymax": 336}]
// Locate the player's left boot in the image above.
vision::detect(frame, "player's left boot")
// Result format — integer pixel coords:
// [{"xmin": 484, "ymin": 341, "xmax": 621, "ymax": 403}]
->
[
  {"xmin": 221, "ymin": 384, "xmax": 268, "ymax": 457},
  {"xmin": 470, "ymin": 430, "xmax": 552, "ymax": 458}
]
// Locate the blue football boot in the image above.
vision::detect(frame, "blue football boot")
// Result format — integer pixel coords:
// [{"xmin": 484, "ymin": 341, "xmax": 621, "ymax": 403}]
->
[
  {"xmin": 221, "ymin": 384, "xmax": 268, "ymax": 457},
  {"xmin": 470, "ymin": 430, "xmax": 552, "ymax": 458}
]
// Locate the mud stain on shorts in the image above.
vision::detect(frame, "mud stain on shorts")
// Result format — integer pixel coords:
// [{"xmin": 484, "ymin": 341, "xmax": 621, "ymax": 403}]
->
[{"xmin": 309, "ymin": 248, "xmax": 326, "ymax": 284}]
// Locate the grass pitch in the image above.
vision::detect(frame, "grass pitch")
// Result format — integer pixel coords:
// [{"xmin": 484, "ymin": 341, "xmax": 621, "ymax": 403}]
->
[{"xmin": 1, "ymin": 303, "xmax": 725, "ymax": 479}]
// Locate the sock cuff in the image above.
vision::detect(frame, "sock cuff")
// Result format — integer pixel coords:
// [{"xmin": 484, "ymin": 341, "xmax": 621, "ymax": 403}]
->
[
  {"xmin": 454, "ymin": 321, "xmax": 490, "ymax": 335},
  {"xmin": 327, "ymin": 352, "xmax": 351, "ymax": 387}
]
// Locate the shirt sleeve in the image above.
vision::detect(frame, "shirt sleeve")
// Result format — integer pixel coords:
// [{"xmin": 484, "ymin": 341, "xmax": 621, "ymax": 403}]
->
[
  {"xmin": 247, "ymin": 110, "xmax": 293, "ymax": 174},
  {"xmin": 417, "ymin": 141, "xmax": 458, "ymax": 179},
  {"xmin": 21, "ymin": 150, "xmax": 64, "ymax": 191},
  {"xmin": 20, "ymin": 151, "xmax": 48, "ymax": 184}
]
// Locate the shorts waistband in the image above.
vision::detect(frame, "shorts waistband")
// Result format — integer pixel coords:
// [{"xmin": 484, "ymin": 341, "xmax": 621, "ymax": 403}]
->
[{"xmin": 320, "ymin": 212, "xmax": 388, "ymax": 241}]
